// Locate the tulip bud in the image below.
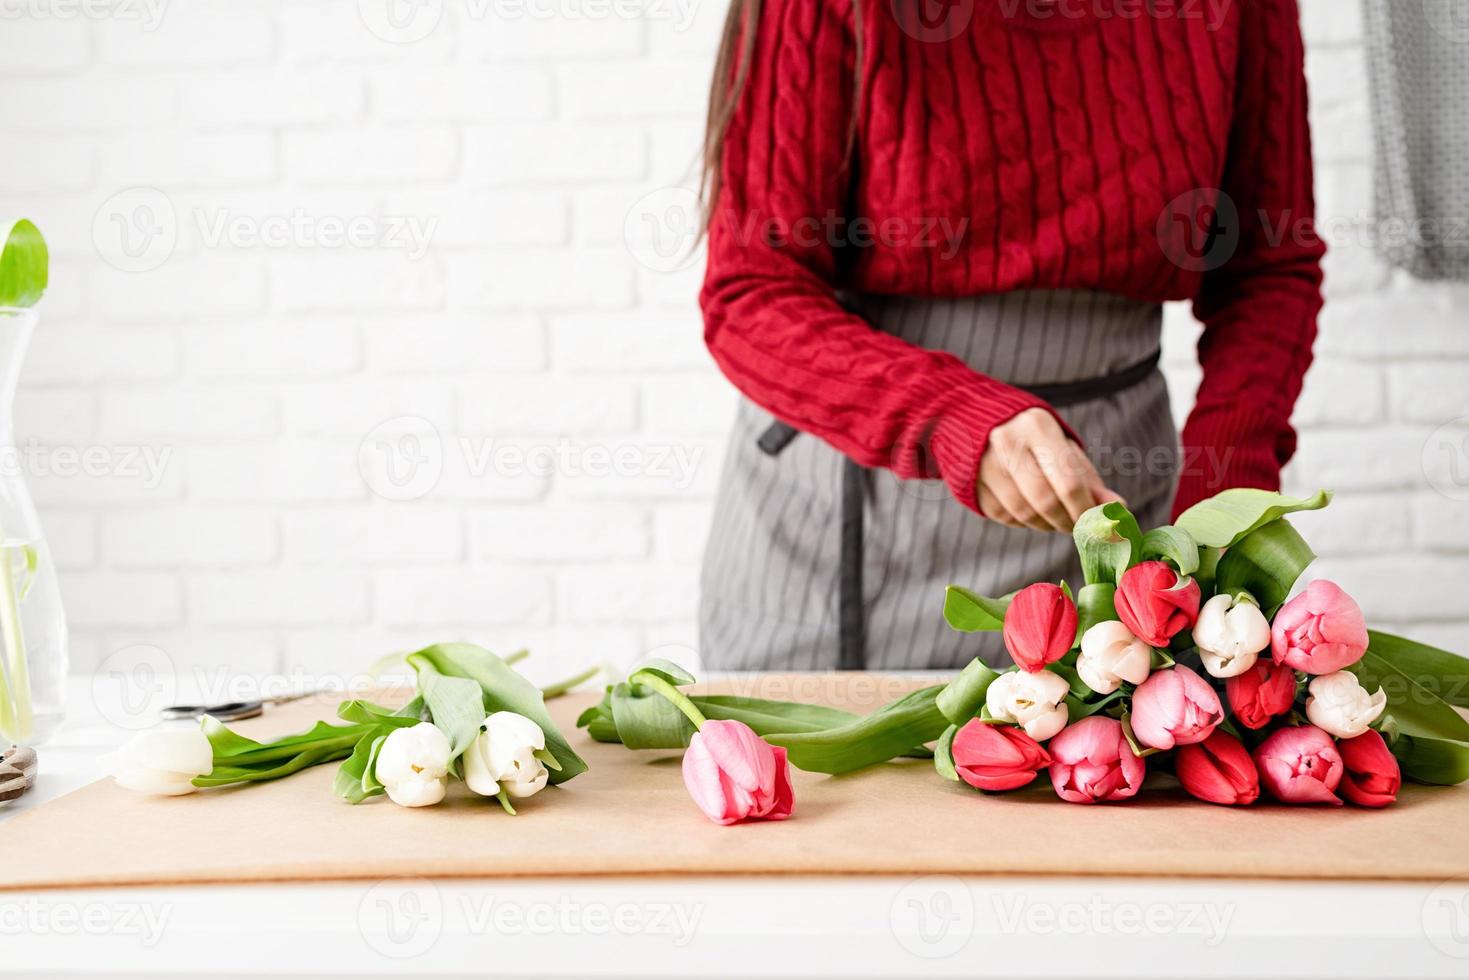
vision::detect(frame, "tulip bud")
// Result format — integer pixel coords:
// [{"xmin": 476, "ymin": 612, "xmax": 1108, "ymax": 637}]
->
[
  {"xmin": 463, "ymin": 711, "xmax": 551, "ymax": 801},
  {"xmin": 1304, "ymin": 671, "xmax": 1387, "ymax": 739},
  {"xmin": 1076, "ymin": 620, "xmax": 1152, "ymax": 695},
  {"xmin": 1338, "ymin": 729, "xmax": 1400, "ymax": 808},
  {"xmin": 1192, "ymin": 593, "xmax": 1271, "ymax": 678},
  {"xmin": 1271, "ymin": 580, "xmax": 1369, "ymax": 674},
  {"xmin": 682, "ymin": 719, "xmax": 794, "ymax": 825},
  {"xmin": 1115, "ymin": 561, "xmax": 1201, "ymax": 647},
  {"xmin": 111, "ymin": 728, "xmax": 214, "ymax": 796},
  {"xmin": 1047, "ymin": 716, "xmax": 1146, "ymax": 804},
  {"xmin": 984, "ymin": 669, "xmax": 1070, "ymax": 742},
  {"xmin": 1224, "ymin": 660, "xmax": 1298, "ymax": 730},
  {"xmin": 951, "ymin": 720, "xmax": 1051, "ymax": 792},
  {"xmin": 1002, "ymin": 582, "xmax": 1078, "ymax": 673},
  {"xmin": 1253, "ymin": 726, "xmax": 1344, "ymax": 805},
  {"xmin": 1129, "ymin": 665, "xmax": 1223, "ymax": 751},
  {"xmin": 375, "ymin": 722, "xmax": 452, "ymax": 807},
  {"xmin": 1175, "ymin": 731, "xmax": 1259, "ymax": 805}
]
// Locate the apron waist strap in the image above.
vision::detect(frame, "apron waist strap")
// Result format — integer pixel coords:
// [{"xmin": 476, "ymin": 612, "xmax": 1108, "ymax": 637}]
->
[{"xmin": 755, "ymin": 347, "xmax": 1163, "ymax": 670}]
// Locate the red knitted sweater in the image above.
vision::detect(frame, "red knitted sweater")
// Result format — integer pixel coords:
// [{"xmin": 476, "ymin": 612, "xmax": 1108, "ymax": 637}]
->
[{"xmin": 699, "ymin": 0, "xmax": 1325, "ymax": 520}]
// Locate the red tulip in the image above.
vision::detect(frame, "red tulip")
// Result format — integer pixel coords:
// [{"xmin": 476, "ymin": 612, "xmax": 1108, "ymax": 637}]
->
[
  {"xmin": 1047, "ymin": 716, "xmax": 1146, "ymax": 804},
  {"xmin": 1253, "ymin": 726, "xmax": 1344, "ymax": 805},
  {"xmin": 1002, "ymin": 583, "xmax": 1078, "ymax": 673},
  {"xmin": 1114, "ymin": 561, "xmax": 1201, "ymax": 647},
  {"xmin": 951, "ymin": 720, "xmax": 1051, "ymax": 792},
  {"xmin": 1175, "ymin": 731, "xmax": 1260, "ymax": 805},
  {"xmin": 1225, "ymin": 661, "xmax": 1298, "ymax": 730},
  {"xmin": 1338, "ymin": 729, "xmax": 1401, "ymax": 808}
]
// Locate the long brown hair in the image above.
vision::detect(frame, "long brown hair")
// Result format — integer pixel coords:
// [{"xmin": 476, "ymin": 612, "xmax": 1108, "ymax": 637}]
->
[{"xmin": 700, "ymin": 0, "xmax": 864, "ymax": 229}]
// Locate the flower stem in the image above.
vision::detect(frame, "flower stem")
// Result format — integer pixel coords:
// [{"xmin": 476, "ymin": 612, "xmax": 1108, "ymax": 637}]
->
[
  {"xmin": 0, "ymin": 537, "xmax": 33, "ymax": 744},
  {"xmin": 630, "ymin": 670, "xmax": 707, "ymax": 730},
  {"xmin": 540, "ymin": 665, "xmax": 600, "ymax": 701}
]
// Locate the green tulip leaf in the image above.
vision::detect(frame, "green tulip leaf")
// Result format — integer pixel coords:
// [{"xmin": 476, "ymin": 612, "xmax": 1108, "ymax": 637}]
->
[
  {"xmin": 1072, "ymin": 502, "xmax": 1143, "ymax": 586},
  {"xmin": 1175, "ymin": 488, "xmax": 1332, "ymax": 549},
  {"xmin": 943, "ymin": 586, "xmax": 1011, "ymax": 633},
  {"xmin": 1141, "ymin": 525, "xmax": 1200, "ymax": 575},
  {"xmin": 1214, "ymin": 518, "xmax": 1315, "ymax": 615},
  {"xmin": 407, "ymin": 642, "xmax": 587, "ymax": 784},
  {"xmin": 934, "ymin": 724, "xmax": 961, "ymax": 782},
  {"xmin": 1075, "ymin": 583, "xmax": 1118, "ymax": 639},
  {"xmin": 765, "ymin": 685, "xmax": 949, "ymax": 775},
  {"xmin": 1388, "ymin": 733, "xmax": 1469, "ymax": 786},
  {"xmin": 408, "ymin": 653, "xmax": 489, "ymax": 760},
  {"xmin": 630, "ymin": 658, "xmax": 696, "ymax": 687},
  {"xmin": 1366, "ymin": 630, "xmax": 1469, "ymax": 708},
  {"xmin": 0, "ymin": 219, "xmax": 48, "ymax": 309},
  {"xmin": 935, "ymin": 658, "xmax": 1001, "ymax": 725},
  {"xmin": 1354, "ymin": 651, "xmax": 1469, "ymax": 744}
]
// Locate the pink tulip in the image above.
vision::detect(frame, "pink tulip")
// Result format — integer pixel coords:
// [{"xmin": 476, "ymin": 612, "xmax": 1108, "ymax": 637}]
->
[
  {"xmin": 1129, "ymin": 665, "xmax": 1223, "ymax": 751},
  {"xmin": 681, "ymin": 720, "xmax": 795, "ymax": 825},
  {"xmin": 1115, "ymin": 561, "xmax": 1201, "ymax": 647},
  {"xmin": 1253, "ymin": 726, "xmax": 1344, "ymax": 805},
  {"xmin": 1224, "ymin": 660, "xmax": 1298, "ymax": 730},
  {"xmin": 1003, "ymin": 583, "xmax": 1078, "ymax": 673},
  {"xmin": 1047, "ymin": 716, "xmax": 1146, "ymax": 804},
  {"xmin": 951, "ymin": 720, "xmax": 1051, "ymax": 792},
  {"xmin": 1338, "ymin": 729, "xmax": 1400, "ymax": 808},
  {"xmin": 1271, "ymin": 580, "xmax": 1369, "ymax": 674},
  {"xmin": 1175, "ymin": 731, "xmax": 1260, "ymax": 806}
]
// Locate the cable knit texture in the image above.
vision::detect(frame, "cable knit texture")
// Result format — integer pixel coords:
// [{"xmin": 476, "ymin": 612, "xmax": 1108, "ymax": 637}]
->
[{"xmin": 700, "ymin": 0, "xmax": 1325, "ymax": 520}]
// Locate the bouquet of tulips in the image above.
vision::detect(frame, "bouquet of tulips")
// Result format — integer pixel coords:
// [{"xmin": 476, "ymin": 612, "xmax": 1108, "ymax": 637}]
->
[
  {"xmin": 935, "ymin": 488, "xmax": 1469, "ymax": 806},
  {"xmin": 586, "ymin": 489, "xmax": 1469, "ymax": 822}
]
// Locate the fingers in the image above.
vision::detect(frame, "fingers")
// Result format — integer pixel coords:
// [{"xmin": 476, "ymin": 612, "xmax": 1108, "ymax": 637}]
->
[
  {"xmin": 979, "ymin": 408, "xmax": 1128, "ymax": 532},
  {"xmin": 980, "ymin": 468, "xmax": 1053, "ymax": 532},
  {"xmin": 1010, "ymin": 450, "xmax": 1075, "ymax": 533}
]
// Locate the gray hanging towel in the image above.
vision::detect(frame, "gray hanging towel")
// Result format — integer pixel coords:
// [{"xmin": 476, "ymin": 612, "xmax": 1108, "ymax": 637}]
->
[{"xmin": 1363, "ymin": 0, "xmax": 1469, "ymax": 280}]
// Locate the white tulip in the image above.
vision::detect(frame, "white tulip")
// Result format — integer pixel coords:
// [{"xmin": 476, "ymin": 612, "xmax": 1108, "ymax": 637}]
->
[
  {"xmin": 375, "ymin": 722, "xmax": 452, "ymax": 807},
  {"xmin": 985, "ymin": 669, "xmax": 1069, "ymax": 741},
  {"xmin": 111, "ymin": 728, "xmax": 214, "ymax": 796},
  {"xmin": 1193, "ymin": 593, "xmax": 1271, "ymax": 679},
  {"xmin": 1305, "ymin": 671, "xmax": 1387, "ymax": 739},
  {"xmin": 463, "ymin": 711, "xmax": 549, "ymax": 800},
  {"xmin": 1076, "ymin": 621, "xmax": 1153, "ymax": 695}
]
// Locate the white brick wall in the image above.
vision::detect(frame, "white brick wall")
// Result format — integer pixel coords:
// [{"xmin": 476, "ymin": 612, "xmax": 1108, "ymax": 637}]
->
[{"xmin": 1, "ymin": 0, "xmax": 1467, "ymax": 691}]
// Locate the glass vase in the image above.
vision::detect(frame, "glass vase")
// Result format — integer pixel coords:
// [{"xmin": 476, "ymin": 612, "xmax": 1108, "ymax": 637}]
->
[{"xmin": 0, "ymin": 307, "xmax": 68, "ymax": 747}]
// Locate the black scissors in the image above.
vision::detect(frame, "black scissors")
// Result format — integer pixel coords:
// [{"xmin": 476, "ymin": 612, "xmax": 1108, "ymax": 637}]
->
[{"xmin": 159, "ymin": 691, "xmax": 319, "ymax": 723}]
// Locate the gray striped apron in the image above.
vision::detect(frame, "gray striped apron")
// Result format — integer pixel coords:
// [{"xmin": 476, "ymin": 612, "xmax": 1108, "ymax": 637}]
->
[{"xmin": 698, "ymin": 289, "xmax": 1178, "ymax": 672}]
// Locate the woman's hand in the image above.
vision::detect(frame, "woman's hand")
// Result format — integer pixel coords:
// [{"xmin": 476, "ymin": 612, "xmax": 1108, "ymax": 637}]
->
[{"xmin": 978, "ymin": 408, "xmax": 1123, "ymax": 532}]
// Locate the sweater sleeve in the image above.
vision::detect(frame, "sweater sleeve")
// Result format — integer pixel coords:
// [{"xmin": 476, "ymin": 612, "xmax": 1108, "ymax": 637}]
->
[
  {"xmin": 1173, "ymin": 0, "xmax": 1326, "ymax": 518},
  {"xmin": 698, "ymin": 0, "xmax": 1061, "ymax": 515}
]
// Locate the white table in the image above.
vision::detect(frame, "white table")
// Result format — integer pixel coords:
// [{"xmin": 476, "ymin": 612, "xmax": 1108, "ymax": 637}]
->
[{"xmin": 4, "ymin": 679, "xmax": 1469, "ymax": 978}]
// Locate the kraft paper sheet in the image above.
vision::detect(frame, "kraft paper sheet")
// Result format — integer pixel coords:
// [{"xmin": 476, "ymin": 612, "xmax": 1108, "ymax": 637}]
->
[{"xmin": 2, "ymin": 675, "xmax": 1466, "ymax": 890}]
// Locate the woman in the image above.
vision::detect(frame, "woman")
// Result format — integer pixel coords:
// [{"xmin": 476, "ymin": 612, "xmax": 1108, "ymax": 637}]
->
[{"xmin": 698, "ymin": 0, "xmax": 1325, "ymax": 671}]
